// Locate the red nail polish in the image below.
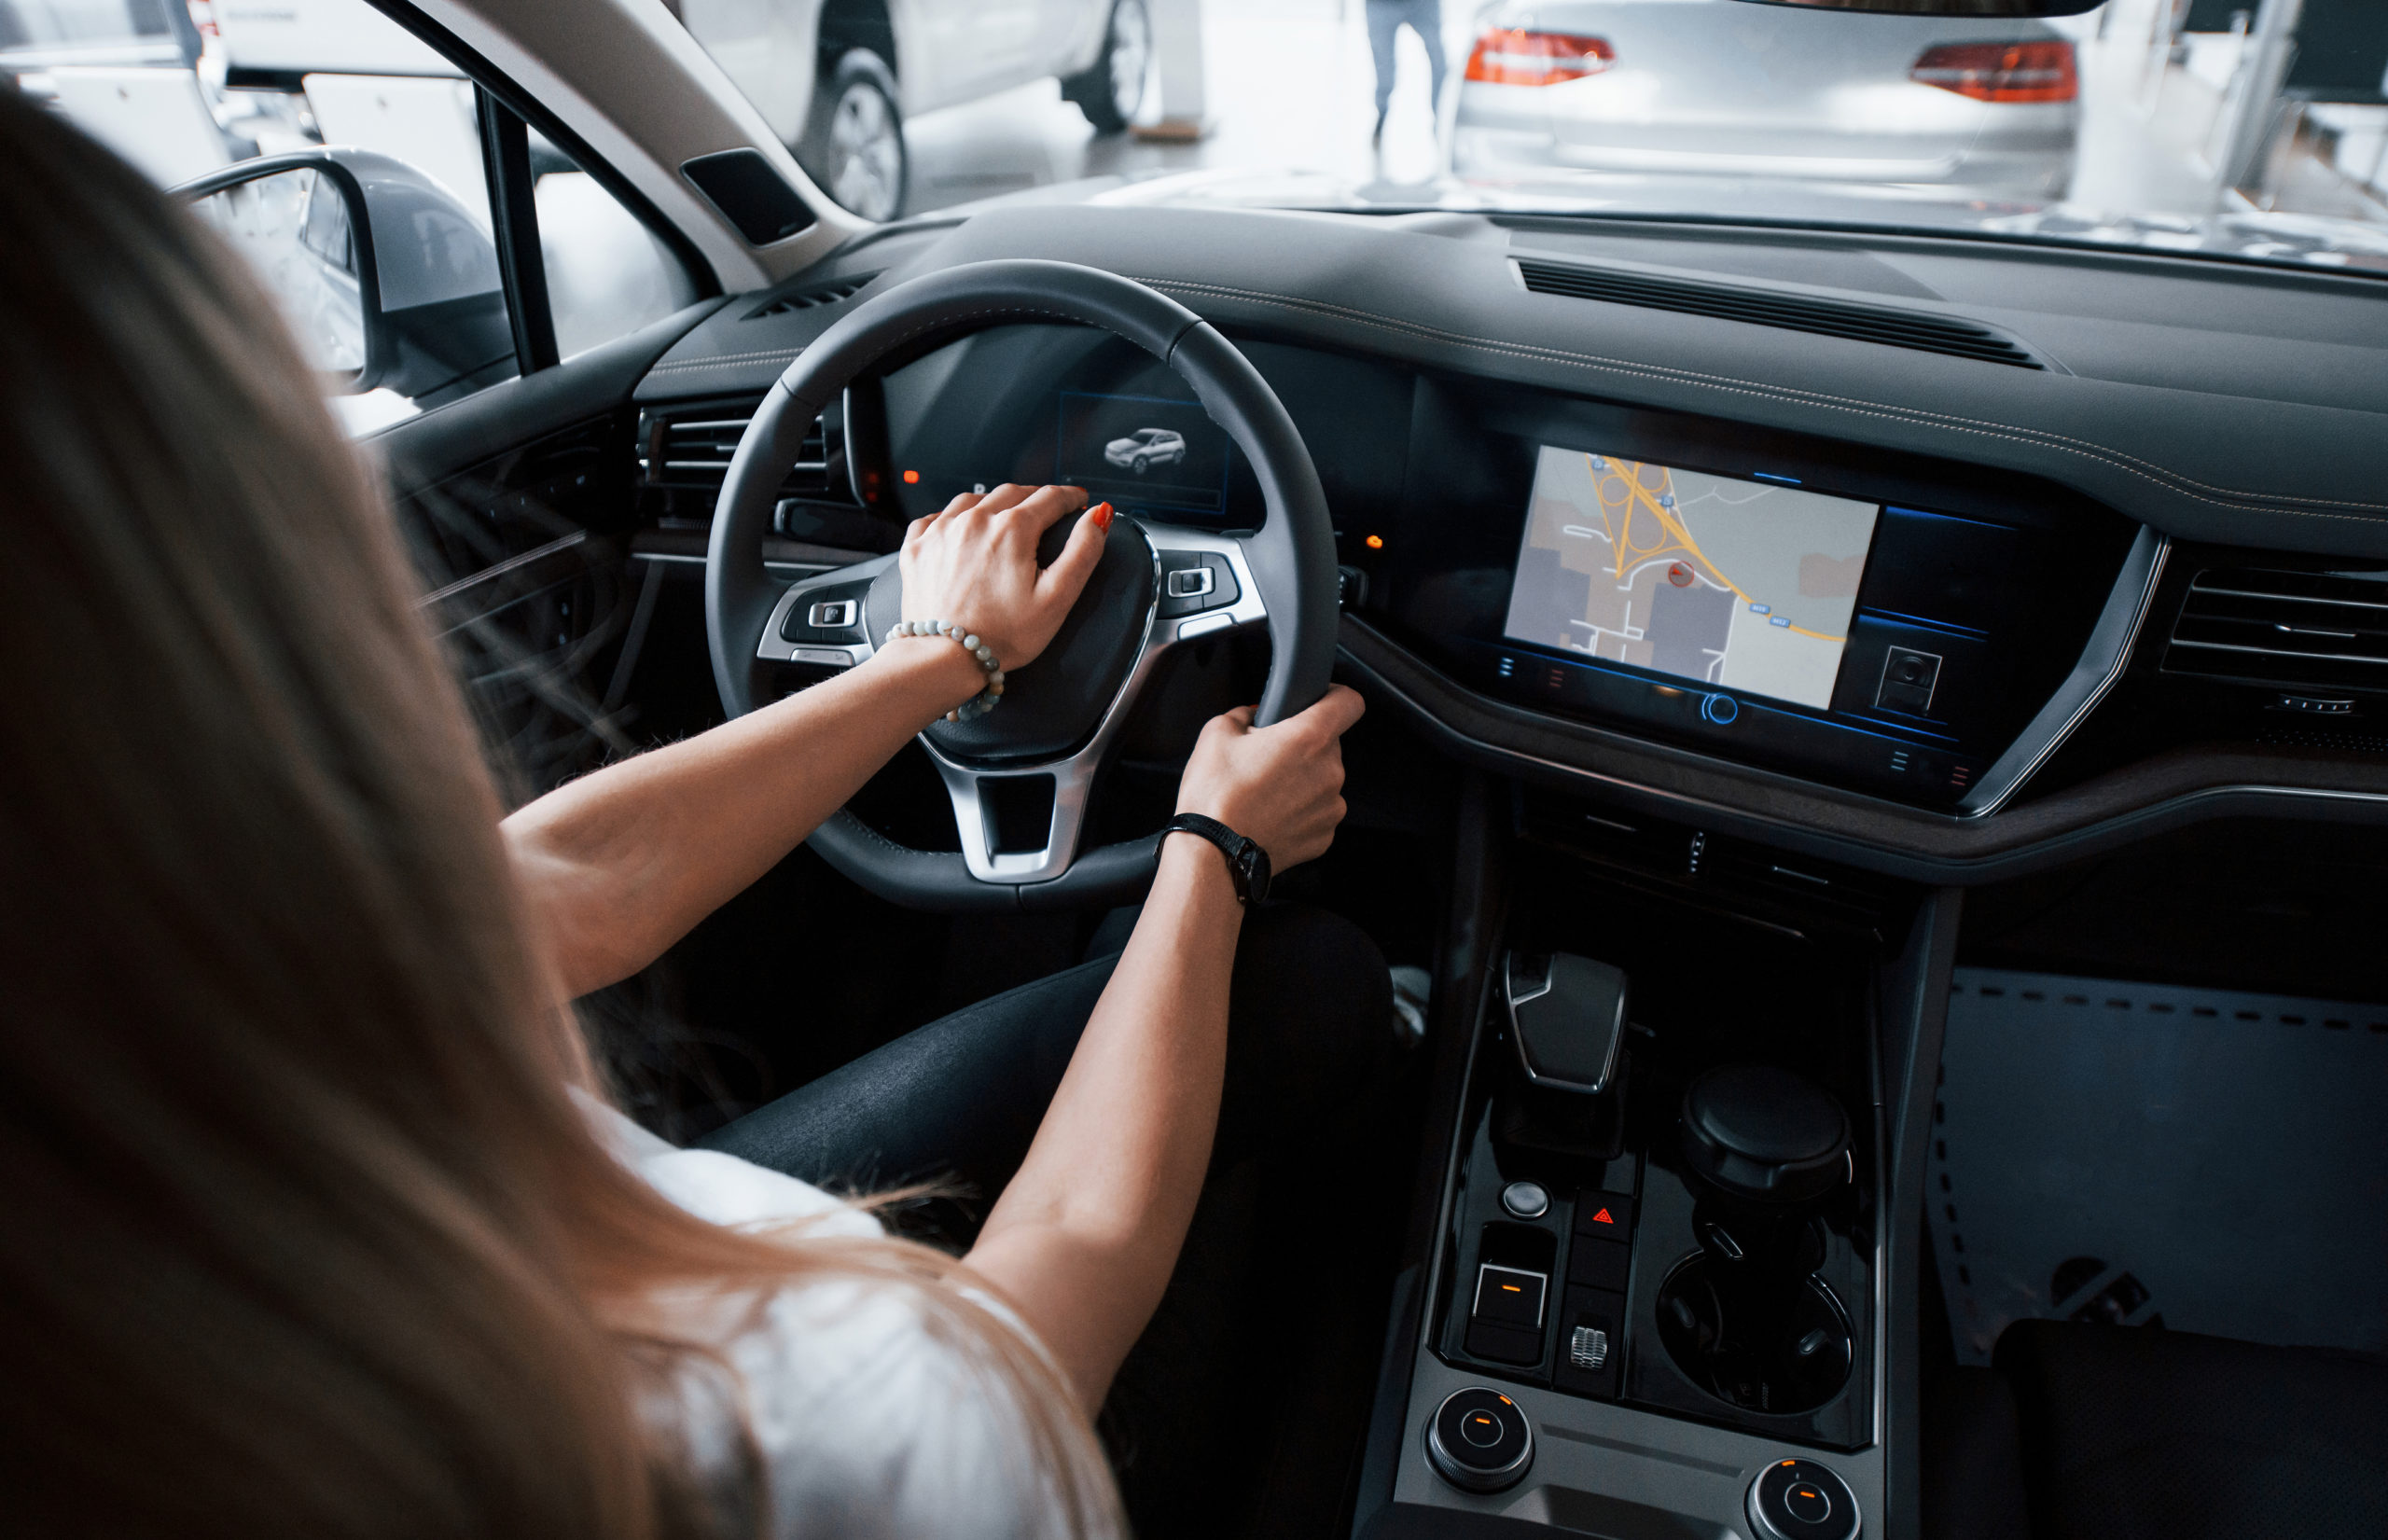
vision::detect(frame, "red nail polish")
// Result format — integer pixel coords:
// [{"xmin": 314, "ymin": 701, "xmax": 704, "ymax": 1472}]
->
[{"xmin": 1090, "ymin": 502, "xmax": 1114, "ymax": 531}]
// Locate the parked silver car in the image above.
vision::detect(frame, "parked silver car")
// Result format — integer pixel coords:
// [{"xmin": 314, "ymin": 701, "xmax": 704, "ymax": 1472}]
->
[
  {"xmin": 681, "ymin": 0, "xmax": 1154, "ymax": 222},
  {"xmin": 1453, "ymin": 0, "xmax": 2078, "ymax": 201}
]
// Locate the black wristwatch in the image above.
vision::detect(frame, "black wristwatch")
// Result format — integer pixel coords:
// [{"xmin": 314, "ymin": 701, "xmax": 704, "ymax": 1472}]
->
[{"xmin": 1162, "ymin": 812, "xmax": 1271, "ymax": 907}]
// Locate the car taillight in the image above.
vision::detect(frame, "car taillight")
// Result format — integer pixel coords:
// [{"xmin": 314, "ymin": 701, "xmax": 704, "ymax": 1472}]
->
[
  {"xmin": 1465, "ymin": 28, "xmax": 1615, "ymax": 88},
  {"xmin": 1910, "ymin": 41, "xmax": 2077, "ymax": 104}
]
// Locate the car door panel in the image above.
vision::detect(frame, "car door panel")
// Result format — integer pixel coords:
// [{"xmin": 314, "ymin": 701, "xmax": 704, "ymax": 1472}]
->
[{"xmin": 375, "ymin": 297, "xmax": 727, "ymax": 792}]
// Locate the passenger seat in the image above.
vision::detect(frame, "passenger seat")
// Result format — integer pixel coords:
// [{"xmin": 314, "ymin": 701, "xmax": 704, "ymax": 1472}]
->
[{"xmin": 1924, "ymin": 1320, "xmax": 2388, "ymax": 1539}]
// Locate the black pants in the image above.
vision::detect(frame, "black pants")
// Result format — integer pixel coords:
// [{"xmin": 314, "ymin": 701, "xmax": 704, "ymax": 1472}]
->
[{"xmin": 702, "ymin": 906, "xmax": 1396, "ymax": 1537}]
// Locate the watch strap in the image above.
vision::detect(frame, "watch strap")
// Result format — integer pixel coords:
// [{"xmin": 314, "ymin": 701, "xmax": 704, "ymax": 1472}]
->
[{"xmin": 1162, "ymin": 812, "xmax": 1268, "ymax": 906}]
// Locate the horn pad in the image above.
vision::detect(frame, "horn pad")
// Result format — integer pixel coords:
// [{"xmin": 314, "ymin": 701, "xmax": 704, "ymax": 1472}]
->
[{"xmin": 868, "ymin": 516, "xmax": 1157, "ymax": 766}]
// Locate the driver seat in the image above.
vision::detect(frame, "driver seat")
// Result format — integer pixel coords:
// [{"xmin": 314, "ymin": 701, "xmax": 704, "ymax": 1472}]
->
[{"xmin": 1923, "ymin": 1320, "xmax": 2388, "ymax": 1539}]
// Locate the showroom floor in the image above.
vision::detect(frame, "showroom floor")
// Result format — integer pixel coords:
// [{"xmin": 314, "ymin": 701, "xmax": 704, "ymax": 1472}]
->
[{"xmin": 902, "ymin": 0, "xmax": 1466, "ymax": 216}]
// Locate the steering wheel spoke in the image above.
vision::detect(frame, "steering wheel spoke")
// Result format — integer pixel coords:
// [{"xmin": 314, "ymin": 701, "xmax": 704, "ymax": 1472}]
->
[{"xmin": 922, "ymin": 521, "xmax": 1267, "ymax": 885}]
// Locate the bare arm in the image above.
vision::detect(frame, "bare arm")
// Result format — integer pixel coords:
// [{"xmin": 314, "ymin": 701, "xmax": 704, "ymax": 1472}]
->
[
  {"xmin": 505, "ymin": 485, "xmax": 1110, "ymax": 1000},
  {"xmin": 962, "ymin": 685, "xmax": 1367, "ymax": 1409}
]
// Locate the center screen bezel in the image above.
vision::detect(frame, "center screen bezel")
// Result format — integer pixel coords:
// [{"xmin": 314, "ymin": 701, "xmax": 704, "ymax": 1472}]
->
[{"xmin": 1368, "ymin": 379, "xmax": 2141, "ymax": 812}]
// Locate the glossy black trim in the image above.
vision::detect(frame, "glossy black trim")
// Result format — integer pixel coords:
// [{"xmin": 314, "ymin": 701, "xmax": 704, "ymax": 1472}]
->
[
  {"xmin": 478, "ymin": 90, "xmax": 560, "ymax": 375},
  {"xmin": 1337, "ymin": 613, "xmax": 2388, "ymax": 885}
]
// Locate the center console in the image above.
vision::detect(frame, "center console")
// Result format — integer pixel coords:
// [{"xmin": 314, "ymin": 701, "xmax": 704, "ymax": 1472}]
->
[{"xmin": 1358, "ymin": 791, "xmax": 1950, "ymax": 1540}]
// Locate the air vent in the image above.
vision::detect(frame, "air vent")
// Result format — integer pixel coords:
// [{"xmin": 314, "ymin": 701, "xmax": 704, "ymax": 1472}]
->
[
  {"xmin": 636, "ymin": 401, "xmax": 840, "ymax": 500},
  {"xmin": 1514, "ymin": 258, "xmax": 2043, "ymax": 368},
  {"xmin": 745, "ymin": 272, "xmax": 878, "ymax": 320},
  {"xmin": 2164, "ymin": 566, "xmax": 2388, "ymax": 694}
]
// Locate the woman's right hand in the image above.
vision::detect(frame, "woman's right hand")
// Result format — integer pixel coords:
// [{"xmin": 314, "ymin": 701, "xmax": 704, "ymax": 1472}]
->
[
  {"xmin": 1175, "ymin": 685, "xmax": 1367, "ymax": 870},
  {"xmin": 896, "ymin": 483, "xmax": 1112, "ymax": 673}
]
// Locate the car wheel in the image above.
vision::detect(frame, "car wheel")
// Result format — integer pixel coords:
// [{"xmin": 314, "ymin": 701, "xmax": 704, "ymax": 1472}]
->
[
  {"xmin": 1061, "ymin": 0, "xmax": 1150, "ymax": 136},
  {"xmin": 798, "ymin": 49, "xmax": 907, "ymax": 223}
]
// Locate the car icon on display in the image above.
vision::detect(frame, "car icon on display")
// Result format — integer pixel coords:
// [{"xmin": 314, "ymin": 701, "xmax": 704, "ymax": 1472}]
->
[{"xmin": 1104, "ymin": 428, "xmax": 1187, "ymax": 473}]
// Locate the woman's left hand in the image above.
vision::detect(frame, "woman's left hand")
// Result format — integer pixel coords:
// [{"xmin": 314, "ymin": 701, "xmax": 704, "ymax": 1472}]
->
[{"xmin": 897, "ymin": 483, "xmax": 1112, "ymax": 672}]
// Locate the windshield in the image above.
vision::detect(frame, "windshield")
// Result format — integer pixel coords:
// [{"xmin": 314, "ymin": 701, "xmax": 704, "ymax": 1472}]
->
[{"xmin": 668, "ymin": 0, "xmax": 2388, "ymax": 275}]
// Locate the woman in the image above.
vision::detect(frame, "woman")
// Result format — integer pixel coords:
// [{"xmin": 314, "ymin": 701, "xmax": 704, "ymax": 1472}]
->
[{"xmin": 0, "ymin": 89, "xmax": 1381, "ymax": 1538}]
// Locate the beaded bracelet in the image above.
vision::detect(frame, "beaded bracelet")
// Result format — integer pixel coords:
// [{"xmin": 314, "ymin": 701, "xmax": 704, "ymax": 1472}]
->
[{"xmin": 887, "ymin": 618, "xmax": 1006, "ymax": 722}]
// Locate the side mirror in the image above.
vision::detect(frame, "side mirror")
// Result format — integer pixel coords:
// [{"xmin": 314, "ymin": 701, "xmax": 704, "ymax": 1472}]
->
[
  {"xmin": 176, "ymin": 149, "xmax": 512, "ymax": 402},
  {"xmin": 179, "ymin": 155, "xmax": 392, "ymax": 395},
  {"xmin": 1725, "ymin": 0, "xmax": 2104, "ymax": 13}
]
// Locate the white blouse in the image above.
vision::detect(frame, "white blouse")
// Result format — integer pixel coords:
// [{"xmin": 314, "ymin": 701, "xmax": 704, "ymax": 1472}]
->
[{"xmin": 589, "ymin": 1101, "xmax": 1086, "ymax": 1540}]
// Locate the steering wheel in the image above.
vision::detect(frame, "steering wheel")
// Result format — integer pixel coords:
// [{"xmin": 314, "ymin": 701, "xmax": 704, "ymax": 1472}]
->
[{"xmin": 705, "ymin": 259, "xmax": 1339, "ymax": 912}]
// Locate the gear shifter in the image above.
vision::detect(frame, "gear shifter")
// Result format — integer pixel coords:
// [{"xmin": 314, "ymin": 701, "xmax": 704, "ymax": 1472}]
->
[
  {"xmin": 1506, "ymin": 951, "xmax": 1629, "ymax": 1094},
  {"xmin": 1496, "ymin": 951, "xmax": 1631, "ymax": 1158}
]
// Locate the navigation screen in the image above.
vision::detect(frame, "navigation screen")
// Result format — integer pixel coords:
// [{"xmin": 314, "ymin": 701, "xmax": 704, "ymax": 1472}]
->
[
  {"xmin": 1503, "ymin": 447, "xmax": 1879, "ymax": 712},
  {"xmin": 1056, "ymin": 389, "xmax": 1231, "ymax": 520}
]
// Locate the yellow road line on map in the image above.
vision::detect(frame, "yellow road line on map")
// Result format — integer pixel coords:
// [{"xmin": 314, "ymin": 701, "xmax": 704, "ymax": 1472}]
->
[{"xmin": 1586, "ymin": 453, "xmax": 1843, "ymax": 645}]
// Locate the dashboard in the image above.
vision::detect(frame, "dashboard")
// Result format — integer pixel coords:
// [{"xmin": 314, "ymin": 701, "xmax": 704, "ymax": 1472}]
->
[
  {"xmin": 862, "ymin": 325, "xmax": 2135, "ymax": 813},
  {"xmin": 621, "ymin": 199, "xmax": 2388, "ymax": 880}
]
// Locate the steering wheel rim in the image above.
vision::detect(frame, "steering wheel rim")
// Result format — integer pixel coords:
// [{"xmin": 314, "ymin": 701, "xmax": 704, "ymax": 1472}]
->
[{"xmin": 705, "ymin": 258, "xmax": 1338, "ymax": 912}]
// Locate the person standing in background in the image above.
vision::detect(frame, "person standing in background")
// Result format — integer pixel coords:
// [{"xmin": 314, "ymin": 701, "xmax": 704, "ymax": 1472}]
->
[{"xmin": 1366, "ymin": 0, "xmax": 1448, "ymax": 146}]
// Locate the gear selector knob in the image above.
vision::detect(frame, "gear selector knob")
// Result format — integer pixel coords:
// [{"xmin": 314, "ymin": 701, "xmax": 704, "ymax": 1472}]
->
[
  {"xmin": 1504, "ymin": 951, "xmax": 1630, "ymax": 1096},
  {"xmin": 1679, "ymin": 1064, "xmax": 1851, "ymax": 1205}
]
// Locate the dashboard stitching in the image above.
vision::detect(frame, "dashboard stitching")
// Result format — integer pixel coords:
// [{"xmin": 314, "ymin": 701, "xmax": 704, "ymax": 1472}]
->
[
  {"xmin": 1138, "ymin": 277, "xmax": 2388, "ymax": 524},
  {"xmin": 649, "ymin": 346, "xmax": 806, "ymax": 371}
]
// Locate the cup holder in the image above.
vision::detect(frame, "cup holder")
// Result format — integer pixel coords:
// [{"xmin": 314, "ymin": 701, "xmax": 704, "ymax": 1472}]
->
[{"xmin": 1655, "ymin": 1255, "xmax": 1853, "ymax": 1416}]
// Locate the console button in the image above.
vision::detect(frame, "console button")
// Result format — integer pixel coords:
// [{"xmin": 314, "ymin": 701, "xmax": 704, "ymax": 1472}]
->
[
  {"xmin": 1876, "ymin": 646, "xmax": 1942, "ymax": 715},
  {"xmin": 1576, "ymin": 1191, "xmax": 1634, "ymax": 1241},
  {"xmin": 1424, "ymin": 1387, "xmax": 1534, "ymax": 1493},
  {"xmin": 1566, "ymin": 1233, "xmax": 1630, "ymax": 1293},
  {"xmin": 1500, "ymin": 1181, "xmax": 1550, "ymax": 1219},
  {"xmin": 1747, "ymin": 1458, "xmax": 1859, "ymax": 1540},
  {"xmin": 1552, "ymin": 1286, "xmax": 1624, "ymax": 1400},
  {"xmin": 1472, "ymin": 1264, "xmax": 1548, "ymax": 1329}
]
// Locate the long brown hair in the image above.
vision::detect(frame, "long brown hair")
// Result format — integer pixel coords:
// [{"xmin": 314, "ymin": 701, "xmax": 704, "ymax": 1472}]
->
[{"xmin": 0, "ymin": 89, "xmax": 1116, "ymax": 1539}]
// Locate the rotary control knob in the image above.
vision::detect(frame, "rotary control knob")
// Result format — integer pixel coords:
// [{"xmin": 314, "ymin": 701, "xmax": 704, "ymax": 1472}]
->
[
  {"xmin": 1424, "ymin": 1387, "xmax": 1534, "ymax": 1493},
  {"xmin": 1746, "ymin": 1458, "xmax": 1859, "ymax": 1540}
]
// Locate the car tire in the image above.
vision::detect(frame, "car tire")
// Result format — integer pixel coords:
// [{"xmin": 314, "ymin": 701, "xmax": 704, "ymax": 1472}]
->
[
  {"xmin": 798, "ymin": 49, "xmax": 907, "ymax": 223},
  {"xmin": 1061, "ymin": 0, "xmax": 1150, "ymax": 136}
]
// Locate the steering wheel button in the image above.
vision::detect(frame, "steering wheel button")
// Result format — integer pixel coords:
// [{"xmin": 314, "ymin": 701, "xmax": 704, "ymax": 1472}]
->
[{"xmin": 1165, "ymin": 566, "xmax": 1215, "ymax": 599}]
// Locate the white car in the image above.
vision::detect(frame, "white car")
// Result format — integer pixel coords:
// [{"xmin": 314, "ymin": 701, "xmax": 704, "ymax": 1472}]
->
[
  {"xmin": 673, "ymin": 0, "xmax": 1152, "ymax": 221},
  {"xmin": 1455, "ymin": 0, "xmax": 2080, "ymax": 201},
  {"xmin": 201, "ymin": 0, "xmax": 1153, "ymax": 223},
  {"xmin": 1103, "ymin": 426, "xmax": 1187, "ymax": 472}
]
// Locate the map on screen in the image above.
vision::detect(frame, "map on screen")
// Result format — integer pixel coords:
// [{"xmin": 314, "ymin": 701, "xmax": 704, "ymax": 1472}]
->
[{"xmin": 1503, "ymin": 447, "xmax": 1879, "ymax": 712}]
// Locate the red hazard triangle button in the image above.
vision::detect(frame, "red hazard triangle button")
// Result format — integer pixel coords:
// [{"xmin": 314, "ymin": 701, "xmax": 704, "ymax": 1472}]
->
[{"xmin": 1575, "ymin": 1191, "xmax": 1634, "ymax": 1240}]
